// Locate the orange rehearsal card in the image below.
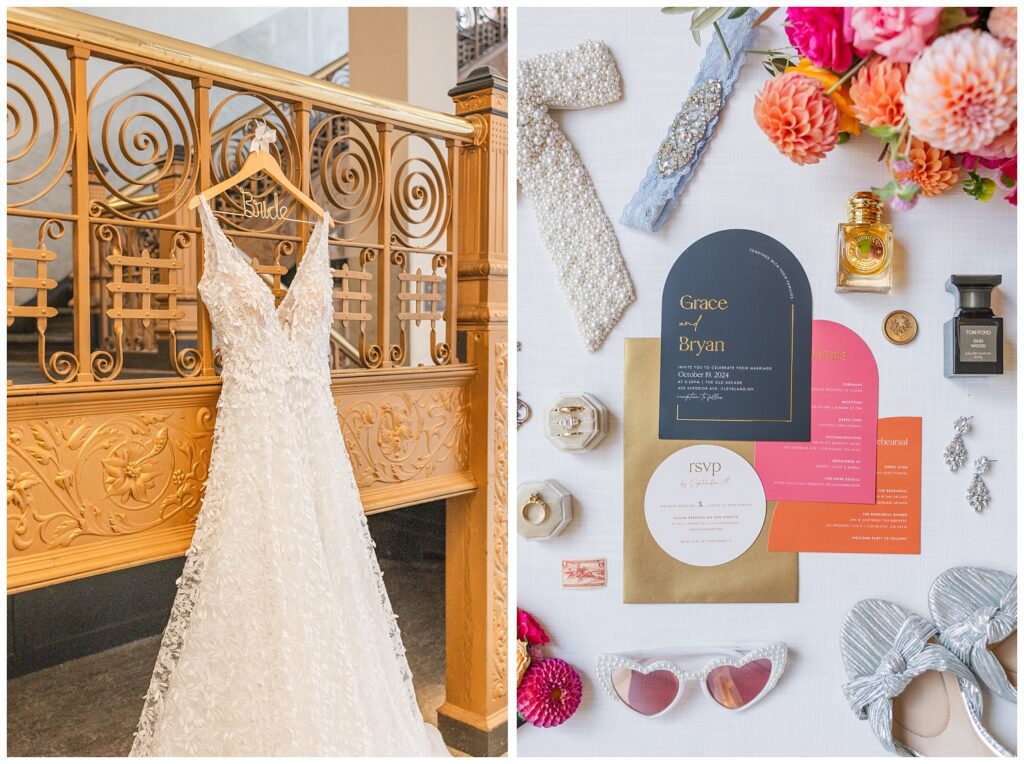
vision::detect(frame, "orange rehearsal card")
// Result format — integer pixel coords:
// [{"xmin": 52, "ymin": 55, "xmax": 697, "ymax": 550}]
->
[{"xmin": 768, "ymin": 416, "xmax": 921, "ymax": 554}]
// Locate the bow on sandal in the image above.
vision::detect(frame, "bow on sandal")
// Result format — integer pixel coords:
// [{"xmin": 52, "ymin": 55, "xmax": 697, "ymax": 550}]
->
[
  {"xmin": 930, "ymin": 566, "xmax": 1017, "ymax": 704},
  {"xmin": 841, "ymin": 599, "xmax": 1011, "ymax": 757}
]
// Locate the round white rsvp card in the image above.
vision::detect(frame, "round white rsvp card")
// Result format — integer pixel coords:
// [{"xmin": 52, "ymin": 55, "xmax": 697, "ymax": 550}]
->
[{"xmin": 643, "ymin": 444, "xmax": 767, "ymax": 567}]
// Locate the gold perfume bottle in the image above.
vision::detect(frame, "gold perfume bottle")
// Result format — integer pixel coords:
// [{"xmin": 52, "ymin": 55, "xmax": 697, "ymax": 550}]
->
[{"xmin": 835, "ymin": 191, "xmax": 893, "ymax": 293}]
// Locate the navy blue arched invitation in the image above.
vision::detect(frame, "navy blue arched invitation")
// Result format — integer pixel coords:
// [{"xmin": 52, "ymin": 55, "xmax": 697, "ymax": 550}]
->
[{"xmin": 659, "ymin": 229, "xmax": 812, "ymax": 442}]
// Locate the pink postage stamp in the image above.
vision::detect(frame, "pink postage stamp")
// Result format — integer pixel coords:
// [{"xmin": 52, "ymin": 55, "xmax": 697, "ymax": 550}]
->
[{"xmin": 561, "ymin": 558, "xmax": 607, "ymax": 589}]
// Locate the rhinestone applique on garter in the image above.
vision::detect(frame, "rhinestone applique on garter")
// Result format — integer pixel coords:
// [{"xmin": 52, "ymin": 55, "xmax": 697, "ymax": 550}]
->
[{"xmin": 656, "ymin": 80, "xmax": 723, "ymax": 177}]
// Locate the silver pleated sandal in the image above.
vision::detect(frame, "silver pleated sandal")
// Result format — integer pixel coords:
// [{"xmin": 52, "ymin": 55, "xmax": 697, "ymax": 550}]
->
[
  {"xmin": 841, "ymin": 599, "xmax": 1011, "ymax": 756},
  {"xmin": 929, "ymin": 566, "xmax": 1017, "ymax": 704}
]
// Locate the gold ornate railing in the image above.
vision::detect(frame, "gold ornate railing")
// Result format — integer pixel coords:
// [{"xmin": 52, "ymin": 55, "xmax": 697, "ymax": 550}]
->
[{"xmin": 7, "ymin": 7, "xmax": 473, "ymax": 388}]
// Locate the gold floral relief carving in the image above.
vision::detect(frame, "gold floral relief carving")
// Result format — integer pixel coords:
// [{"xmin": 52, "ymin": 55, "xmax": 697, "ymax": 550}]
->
[
  {"xmin": 7, "ymin": 407, "xmax": 214, "ymax": 554},
  {"xmin": 338, "ymin": 386, "xmax": 471, "ymax": 486},
  {"xmin": 492, "ymin": 340, "xmax": 509, "ymax": 699}
]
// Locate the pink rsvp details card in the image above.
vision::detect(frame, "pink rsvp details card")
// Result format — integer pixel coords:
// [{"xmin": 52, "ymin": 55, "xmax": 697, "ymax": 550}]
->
[{"xmin": 755, "ymin": 320, "xmax": 879, "ymax": 504}]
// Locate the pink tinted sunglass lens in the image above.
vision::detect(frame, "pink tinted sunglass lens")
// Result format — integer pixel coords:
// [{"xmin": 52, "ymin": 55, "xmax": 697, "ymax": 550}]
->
[
  {"xmin": 610, "ymin": 668, "xmax": 680, "ymax": 716},
  {"xmin": 706, "ymin": 659, "xmax": 773, "ymax": 709}
]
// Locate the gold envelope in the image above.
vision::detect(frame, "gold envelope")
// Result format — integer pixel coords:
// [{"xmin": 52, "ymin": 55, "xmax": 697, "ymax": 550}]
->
[{"xmin": 623, "ymin": 339, "xmax": 799, "ymax": 603}]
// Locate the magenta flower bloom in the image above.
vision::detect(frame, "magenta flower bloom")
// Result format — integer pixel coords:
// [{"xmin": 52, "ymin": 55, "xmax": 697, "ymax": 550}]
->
[
  {"xmin": 845, "ymin": 7, "xmax": 942, "ymax": 63},
  {"xmin": 998, "ymin": 156, "xmax": 1017, "ymax": 205},
  {"xmin": 517, "ymin": 658, "xmax": 583, "ymax": 728},
  {"xmin": 959, "ymin": 153, "xmax": 1008, "ymax": 172},
  {"xmin": 786, "ymin": 7, "xmax": 854, "ymax": 70},
  {"xmin": 516, "ymin": 608, "xmax": 550, "ymax": 647}
]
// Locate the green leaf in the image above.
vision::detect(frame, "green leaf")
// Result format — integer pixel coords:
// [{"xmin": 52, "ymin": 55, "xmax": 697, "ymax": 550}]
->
[
  {"xmin": 728, "ymin": 7, "xmax": 750, "ymax": 19},
  {"xmin": 662, "ymin": 7, "xmax": 698, "ymax": 14},
  {"xmin": 713, "ymin": 21, "xmax": 732, "ymax": 60},
  {"xmin": 691, "ymin": 7, "xmax": 728, "ymax": 29},
  {"xmin": 867, "ymin": 125, "xmax": 899, "ymax": 141},
  {"xmin": 692, "ymin": 27, "xmax": 702, "ymax": 45},
  {"xmin": 1000, "ymin": 173, "xmax": 1016, "ymax": 189},
  {"xmin": 871, "ymin": 180, "xmax": 899, "ymax": 201},
  {"xmin": 937, "ymin": 7, "xmax": 972, "ymax": 35},
  {"xmin": 837, "ymin": 131, "xmax": 851, "ymax": 145},
  {"xmin": 896, "ymin": 182, "xmax": 921, "ymax": 201},
  {"xmin": 769, "ymin": 55, "xmax": 795, "ymax": 74}
]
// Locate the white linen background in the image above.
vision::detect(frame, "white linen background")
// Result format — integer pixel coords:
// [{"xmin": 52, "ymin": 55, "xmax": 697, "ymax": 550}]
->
[{"xmin": 515, "ymin": 7, "xmax": 1017, "ymax": 757}]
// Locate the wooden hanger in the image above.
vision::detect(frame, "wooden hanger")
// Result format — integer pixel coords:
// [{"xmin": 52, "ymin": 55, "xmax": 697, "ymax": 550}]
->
[{"xmin": 188, "ymin": 119, "xmax": 330, "ymax": 224}]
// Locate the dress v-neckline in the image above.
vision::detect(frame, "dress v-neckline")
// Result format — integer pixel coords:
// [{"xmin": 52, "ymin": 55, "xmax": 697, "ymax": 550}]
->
[{"xmin": 199, "ymin": 195, "xmax": 328, "ymax": 324}]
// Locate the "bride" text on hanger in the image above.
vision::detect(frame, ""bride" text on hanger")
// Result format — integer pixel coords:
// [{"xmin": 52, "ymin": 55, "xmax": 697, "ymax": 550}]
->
[{"xmin": 240, "ymin": 189, "xmax": 291, "ymax": 221}]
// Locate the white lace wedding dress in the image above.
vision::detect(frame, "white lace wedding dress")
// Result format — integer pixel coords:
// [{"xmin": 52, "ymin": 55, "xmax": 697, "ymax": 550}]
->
[{"xmin": 130, "ymin": 197, "xmax": 447, "ymax": 756}]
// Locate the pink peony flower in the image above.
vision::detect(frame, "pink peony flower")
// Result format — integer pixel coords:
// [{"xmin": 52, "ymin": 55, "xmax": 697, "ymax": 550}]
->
[
  {"xmin": 785, "ymin": 7, "xmax": 854, "ymax": 71},
  {"xmin": 754, "ymin": 72, "xmax": 841, "ymax": 165},
  {"xmin": 904, "ymin": 29, "xmax": 1017, "ymax": 154},
  {"xmin": 517, "ymin": 608, "xmax": 550, "ymax": 646},
  {"xmin": 988, "ymin": 7, "xmax": 1017, "ymax": 43},
  {"xmin": 517, "ymin": 658, "xmax": 583, "ymax": 728},
  {"xmin": 845, "ymin": 7, "xmax": 942, "ymax": 63}
]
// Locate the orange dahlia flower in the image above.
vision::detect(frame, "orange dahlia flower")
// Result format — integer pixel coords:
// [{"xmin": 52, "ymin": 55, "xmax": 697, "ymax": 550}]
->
[
  {"xmin": 754, "ymin": 72, "xmax": 841, "ymax": 165},
  {"xmin": 785, "ymin": 58, "xmax": 861, "ymax": 135},
  {"xmin": 892, "ymin": 138, "xmax": 960, "ymax": 196},
  {"xmin": 850, "ymin": 57, "xmax": 909, "ymax": 128}
]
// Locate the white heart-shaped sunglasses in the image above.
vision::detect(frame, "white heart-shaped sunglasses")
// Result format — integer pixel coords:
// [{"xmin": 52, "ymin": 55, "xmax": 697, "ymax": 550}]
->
[{"xmin": 595, "ymin": 643, "xmax": 788, "ymax": 716}]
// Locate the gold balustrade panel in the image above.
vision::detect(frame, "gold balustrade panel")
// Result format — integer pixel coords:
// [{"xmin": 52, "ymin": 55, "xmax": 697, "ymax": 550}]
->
[{"xmin": 7, "ymin": 7, "xmax": 472, "ymax": 388}]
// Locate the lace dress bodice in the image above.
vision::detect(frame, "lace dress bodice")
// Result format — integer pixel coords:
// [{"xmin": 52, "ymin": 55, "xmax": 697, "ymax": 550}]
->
[{"xmin": 196, "ymin": 197, "xmax": 334, "ymax": 392}]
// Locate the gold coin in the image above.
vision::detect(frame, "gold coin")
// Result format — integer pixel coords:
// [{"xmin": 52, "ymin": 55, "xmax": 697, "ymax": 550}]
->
[{"xmin": 883, "ymin": 310, "xmax": 918, "ymax": 345}]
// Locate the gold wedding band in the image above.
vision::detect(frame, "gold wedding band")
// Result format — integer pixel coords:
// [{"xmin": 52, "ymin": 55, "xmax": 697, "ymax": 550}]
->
[{"xmin": 521, "ymin": 492, "xmax": 549, "ymax": 525}]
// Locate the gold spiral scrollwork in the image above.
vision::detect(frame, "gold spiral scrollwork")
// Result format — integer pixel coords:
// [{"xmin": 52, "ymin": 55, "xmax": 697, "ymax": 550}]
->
[
  {"xmin": 92, "ymin": 224, "xmax": 125, "ymax": 381},
  {"xmin": 209, "ymin": 93, "xmax": 299, "ymax": 233},
  {"xmin": 7, "ymin": 35, "xmax": 74, "ymax": 209},
  {"xmin": 311, "ymin": 114, "xmax": 382, "ymax": 238},
  {"xmin": 390, "ymin": 132, "xmax": 452, "ymax": 250},
  {"xmin": 389, "ymin": 250, "xmax": 408, "ymax": 366},
  {"xmin": 356, "ymin": 249, "xmax": 383, "ymax": 368},
  {"xmin": 429, "ymin": 253, "xmax": 451, "ymax": 365},
  {"xmin": 19, "ymin": 219, "xmax": 78, "ymax": 383},
  {"xmin": 167, "ymin": 231, "xmax": 201, "ymax": 378},
  {"xmin": 173, "ymin": 344, "xmax": 201, "ymax": 376},
  {"xmin": 86, "ymin": 65, "xmax": 198, "ymax": 221},
  {"xmin": 42, "ymin": 351, "xmax": 79, "ymax": 384}
]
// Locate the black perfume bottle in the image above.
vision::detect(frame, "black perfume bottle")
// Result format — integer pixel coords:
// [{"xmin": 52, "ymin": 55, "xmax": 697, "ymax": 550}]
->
[{"xmin": 944, "ymin": 275, "xmax": 1003, "ymax": 377}]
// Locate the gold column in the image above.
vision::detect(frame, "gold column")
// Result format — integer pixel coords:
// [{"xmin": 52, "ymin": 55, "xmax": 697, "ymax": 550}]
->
[
  {"xmin": 438, "ymin": 66, "xmax": 508, "ymax": 757},
  {"xmin": 192, "ymin": 76, "xmax": 216, "ymax": 376},
  {"xmin": 67, "ymin": 46, "xmax": 94, "ymax": 382}
]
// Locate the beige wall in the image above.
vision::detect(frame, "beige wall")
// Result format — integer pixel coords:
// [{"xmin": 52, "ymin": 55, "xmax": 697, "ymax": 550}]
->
[
  {"xmin": 349, "ymin": 8, "xmax": 457, "ymax": 367},
  {"xmin": 349, "ymin": 8, "xmax": 456, "ymax": 114}
]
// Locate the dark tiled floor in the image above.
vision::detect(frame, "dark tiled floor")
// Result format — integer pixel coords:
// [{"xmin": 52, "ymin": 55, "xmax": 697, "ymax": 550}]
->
[{"xmin": 7, "ymin": 558, "xmax": 446, "ymax": 756}]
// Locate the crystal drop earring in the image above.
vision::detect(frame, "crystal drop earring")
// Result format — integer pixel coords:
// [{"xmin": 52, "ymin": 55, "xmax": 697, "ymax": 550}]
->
[
  {"xmin": 943, "ymin": 416, "xmax": 972, "ymax": 472},
  {"xmin": 966, "ymin": 456, "xmax": 995, "ymax": 512}
]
